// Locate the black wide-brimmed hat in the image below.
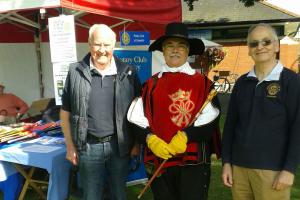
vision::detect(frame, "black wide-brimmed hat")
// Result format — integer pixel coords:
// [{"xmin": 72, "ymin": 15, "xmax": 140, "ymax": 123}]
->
[{"xmin": 148, "ymin": 22, "xmax": 205, "ymax": 56}]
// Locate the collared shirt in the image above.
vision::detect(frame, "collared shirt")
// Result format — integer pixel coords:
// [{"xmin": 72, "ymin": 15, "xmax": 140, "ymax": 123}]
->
[
  {"xmin": 90, "ymin": 56, "xmax": 117, "ymax": 78},
  {"xmin": 158, "ymin": 62, "xmax": 195, "ymax": 78},
  {"xmin": 222, "ymin": 63, "xmax": 300, "ymax": 173},
  {"xmin": 247, "ymin": 61, "xmax": 284, "ymax": 85},
  {"xmin": 88, "ymin": 57, "xmax": 117, "ymax": 137}
]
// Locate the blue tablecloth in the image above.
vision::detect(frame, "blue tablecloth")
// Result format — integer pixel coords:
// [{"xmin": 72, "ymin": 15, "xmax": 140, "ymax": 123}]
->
[
  {"xmin": 0, "ymin": 136, "xmax": 71, "ymax": 200},
  {"xmin": 0, "ymin": 172, "xmax": 23, "ymax": 200}
]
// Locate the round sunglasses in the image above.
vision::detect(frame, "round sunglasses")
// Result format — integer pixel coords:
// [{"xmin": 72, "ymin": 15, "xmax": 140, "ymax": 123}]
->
[{"xmin": 248, "ymin": 39, "xmax": 274, "ymax": 48}]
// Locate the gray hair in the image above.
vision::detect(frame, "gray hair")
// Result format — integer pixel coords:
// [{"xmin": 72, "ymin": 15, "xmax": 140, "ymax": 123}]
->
[
  {"xmin": 88, "ymin": 24, "xmax": 116, "ymax": 46},
  {"xmin": 247, "ymin": 23, "xmax": 278, "ymax": 44}
]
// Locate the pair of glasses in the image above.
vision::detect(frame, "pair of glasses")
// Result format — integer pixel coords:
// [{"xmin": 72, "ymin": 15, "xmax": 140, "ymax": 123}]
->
[
  {"xmin": 91, "ymin": 43, "xmax": 112, "ymax": 50},
  {"xmin": 248, "ymin": 39, "xmax": 273, "ymax": 48},
  {"xmin": 164, "ymin": 44, "xmax": 188, "ymax": 52}
]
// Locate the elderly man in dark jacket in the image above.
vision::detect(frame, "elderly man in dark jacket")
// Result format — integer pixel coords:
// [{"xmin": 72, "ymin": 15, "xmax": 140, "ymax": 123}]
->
[{"xmin": 60, "ymin": 24, "xmax": 141, "ymax": 200}]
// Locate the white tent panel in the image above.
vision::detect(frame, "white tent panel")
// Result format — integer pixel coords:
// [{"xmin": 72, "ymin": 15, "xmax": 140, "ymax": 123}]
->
[
  {"xmin": 40, "ymin": 42, "xmax": 89, "ymax": 99},
  {"xmin": 0, "ymin": 43, "xmax": 40, "ymax": 105},
  {"xmin": 0, "ymin": 42, "xmax": 89, "ymax": 105},
  {"xmin": 0, "ymin": 0, "xmax": 60, "ymax": 13}
]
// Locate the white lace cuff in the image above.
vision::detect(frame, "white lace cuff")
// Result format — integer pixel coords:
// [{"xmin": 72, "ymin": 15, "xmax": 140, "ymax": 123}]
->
[
  {"xmin": 127, "ymin": 97, "xmax": 149, "ymax": 129},
  {"xmin": 194, "ymin": 102, "xmax": 219, "ymax": 127}
]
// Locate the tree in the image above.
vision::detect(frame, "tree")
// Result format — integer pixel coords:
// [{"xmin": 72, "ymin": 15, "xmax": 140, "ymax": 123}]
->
[{"xmin": 239, "ymin": 0, "xmax": 261, "ymax": 7}]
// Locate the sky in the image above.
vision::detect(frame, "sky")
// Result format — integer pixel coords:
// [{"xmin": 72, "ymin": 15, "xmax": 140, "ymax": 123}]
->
[{"xmin": 266, "ymin": 0, "xmax": 300, "ymax": 15}]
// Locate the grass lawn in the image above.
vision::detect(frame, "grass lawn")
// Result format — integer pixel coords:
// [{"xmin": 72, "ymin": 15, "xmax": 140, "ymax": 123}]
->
[
  {"xmin": 125, "ymin": 160, "xmax": 300, "ymax": 200},
  {"xmin": 208, "ymin": 159, "xmax": 300, "ymax": 200},
  {"xmin": 1, "ymin": 161, "xmax": 299, "ymax": 200}
]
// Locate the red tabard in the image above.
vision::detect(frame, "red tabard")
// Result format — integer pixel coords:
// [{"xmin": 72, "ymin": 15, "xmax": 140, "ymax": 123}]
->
[{"xmin": 142, "ymin": 72, "xmax": 212, "ymax": 170}]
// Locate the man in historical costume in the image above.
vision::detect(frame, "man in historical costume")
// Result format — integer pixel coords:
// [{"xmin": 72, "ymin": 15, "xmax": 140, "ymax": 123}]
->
[{"xmin": 128, "ymin": 22, "xmax": 221, "ymax": 200}]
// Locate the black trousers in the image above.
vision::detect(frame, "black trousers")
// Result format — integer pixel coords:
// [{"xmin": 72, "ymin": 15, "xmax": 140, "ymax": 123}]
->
[{"xmin": 149, "ymin": 164, "xmax": 211, "ymax": 200}]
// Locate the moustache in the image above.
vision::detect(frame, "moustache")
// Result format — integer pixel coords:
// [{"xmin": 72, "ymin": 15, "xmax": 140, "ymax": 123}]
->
[{"xmin": 169, "ymin": 54, "xmax": 180, "ymax": 57}]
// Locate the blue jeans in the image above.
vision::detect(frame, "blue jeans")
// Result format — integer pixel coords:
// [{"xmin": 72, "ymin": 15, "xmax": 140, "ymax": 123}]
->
[{"xmin": 78, "ymin": 136, "xmax": 129, "ymax": 200}]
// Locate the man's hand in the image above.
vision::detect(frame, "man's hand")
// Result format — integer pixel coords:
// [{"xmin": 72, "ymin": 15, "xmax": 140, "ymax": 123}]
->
[
  {"xmin": 222, "ymin": 163, "xmax": 233, "ymax": 187},
  {"xmin": 168, "ymin": 131, "xmax": 187, "ymax": 154},
  {"xmin": 147, "ymin": 134, "xmax": 175, "ymax": 160},
  {"xmin": 272, "ymin": 170, "xmax": 294, "ymax": 190},
  {"xmin": 66, "ymin": 143, "xmax": 78, "ymax": 165}
]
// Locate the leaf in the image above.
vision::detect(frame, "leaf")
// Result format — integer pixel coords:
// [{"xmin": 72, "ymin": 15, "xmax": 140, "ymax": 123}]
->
[{"xmin": 239, "ymin": 0, "xmax": 261, "ymax": 7}]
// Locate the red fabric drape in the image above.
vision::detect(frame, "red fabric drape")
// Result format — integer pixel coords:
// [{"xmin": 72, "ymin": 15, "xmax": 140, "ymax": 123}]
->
[
  {"xmin": 0, "ymin": 0, "xmax": 181, "ymax": 42},
  {"xmin": 61, "ymin": 0, "xmax": 182, "ymax": 24}
]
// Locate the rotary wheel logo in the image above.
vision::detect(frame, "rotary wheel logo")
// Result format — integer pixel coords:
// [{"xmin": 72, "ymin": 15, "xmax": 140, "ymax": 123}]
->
[
  {"xmin": 267, "ymin": 83, "xmax": 280, "ymax": 97},
  {"xmin": 122, "ymin": 32, "xmax": 130, "ymax": 45}
]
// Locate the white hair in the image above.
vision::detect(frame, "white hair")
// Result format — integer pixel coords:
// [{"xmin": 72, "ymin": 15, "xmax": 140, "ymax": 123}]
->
[
  {"xmin": 88, "ymin": 24, "xmax": 116, "ymax": 46},
  {"xmin": 247, "ymin": 23, "xmax": 279, "ymax": 44}
]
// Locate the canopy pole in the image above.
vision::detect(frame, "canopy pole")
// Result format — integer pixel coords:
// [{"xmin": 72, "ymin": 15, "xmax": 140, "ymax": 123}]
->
[{"xmin": 34, "ymin": 13, "xmax": 44, "ymax": 98}]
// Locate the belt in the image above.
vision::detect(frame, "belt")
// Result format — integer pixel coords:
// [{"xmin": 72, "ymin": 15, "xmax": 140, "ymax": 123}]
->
[{"xmin": 87, "ymin": 134, "xmax": 114, "ymax": 143}]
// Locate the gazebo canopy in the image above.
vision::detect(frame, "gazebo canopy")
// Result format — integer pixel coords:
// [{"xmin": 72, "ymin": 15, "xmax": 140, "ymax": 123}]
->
[{"xmin": 0, "ymin": 0, "xmax": 182, "ymax": 42}]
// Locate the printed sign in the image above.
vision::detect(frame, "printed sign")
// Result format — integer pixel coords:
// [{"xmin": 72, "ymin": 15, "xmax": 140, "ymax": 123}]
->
[
  {"xmin": 48, "ymin": 15, "xmax": 77, "ymax": 63},
  {"xmin": 120, "ymin": 31, "xmax": 150, "ymax": 46},
  {"xmin": 52, "ymin": 62, "xmax": 70, "ymax": 105},
  {"xmin": 114, "ymin": 50, "xmax": 151, "ymax": 84}
]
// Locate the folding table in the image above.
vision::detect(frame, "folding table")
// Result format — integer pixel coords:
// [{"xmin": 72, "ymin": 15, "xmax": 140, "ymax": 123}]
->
[{"xmin": 0, "ymin": 137, "xmax": 71, "ymax": 200}]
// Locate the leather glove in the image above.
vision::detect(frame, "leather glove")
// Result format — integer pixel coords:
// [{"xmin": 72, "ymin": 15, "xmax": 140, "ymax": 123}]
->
[
  {"xmin": 146, "ymin": 134, "xmax": 175, "ymax": 160},
  {"xmin": 169, "ymin": 131, "xmax": 188, "ymax": 154}
]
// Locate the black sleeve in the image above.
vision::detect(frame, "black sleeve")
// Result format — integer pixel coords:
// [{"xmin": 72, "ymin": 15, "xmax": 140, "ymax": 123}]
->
[
  {"xmin": 128, "ymin": 67, "xmax": 145, "ymax": 144},
  {"xmin": 283, "ymin": 73, "xmax": 300, "ymax": 173},
  {"xmin": 130, "ymin": 123, "xmax": 151, "ymax": 145},
  {"xmin": 133, "ymin": 69, "xmax": 142, "ymax": 97},
  {"xmin": 183, "ymin": 95, "xmax": 221, "ymax": 143},
  {"xmin": 61, "ymin": 71, "xmax": 71, "ymax": 112},
  {"xmin": 221, "ymin": 82, "xmax": 239, "ymax": 165}
]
